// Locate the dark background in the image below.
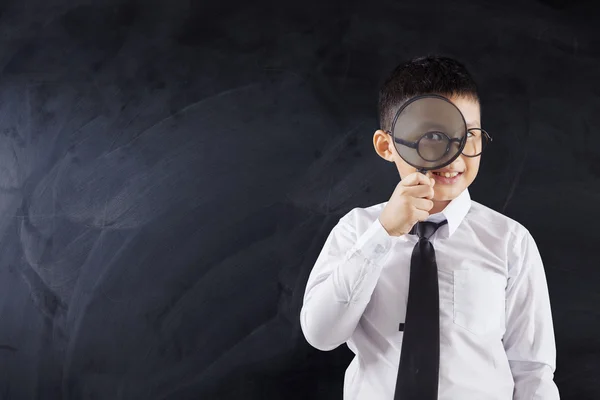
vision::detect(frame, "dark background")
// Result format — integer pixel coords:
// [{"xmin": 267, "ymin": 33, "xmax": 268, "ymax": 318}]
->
[{"xmin": 0, "ymin": 0, "xmax": 598, "ymax": 399}]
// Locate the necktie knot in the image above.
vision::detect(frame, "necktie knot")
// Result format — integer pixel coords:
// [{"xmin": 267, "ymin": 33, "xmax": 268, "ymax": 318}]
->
[{"xmin": 409, "ymin": 220, "xmax": 448, "ymax": 241}]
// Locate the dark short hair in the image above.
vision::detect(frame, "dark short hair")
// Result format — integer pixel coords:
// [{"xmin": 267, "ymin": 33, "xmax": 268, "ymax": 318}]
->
[{"xmin": 378, "ymin": 55, "xmax": 480, "ymax": 132}]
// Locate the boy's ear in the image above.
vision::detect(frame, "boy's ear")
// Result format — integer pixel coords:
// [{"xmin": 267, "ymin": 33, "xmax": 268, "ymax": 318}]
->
[{"xmin": 373, "ymin": 129, "xmax": 395, "ymax": 162}]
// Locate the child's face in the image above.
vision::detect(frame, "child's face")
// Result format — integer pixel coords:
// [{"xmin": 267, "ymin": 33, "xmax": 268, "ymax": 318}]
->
[{"xmin": 374, "ymin": 95, "xmax": 482, "ymax": 205}]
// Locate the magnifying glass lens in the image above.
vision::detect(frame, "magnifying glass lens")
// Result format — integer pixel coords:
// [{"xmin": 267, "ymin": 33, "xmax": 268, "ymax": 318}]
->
[{"xmin": 391, "ymin": 95, "xmax": 467, "ymax": 171}]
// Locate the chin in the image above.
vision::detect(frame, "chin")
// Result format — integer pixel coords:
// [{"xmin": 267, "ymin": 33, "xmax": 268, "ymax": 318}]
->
[
  {"xmin": 433, "ymin": 187, "xmax": 464, "ymax": 202},
  {"xmin": 433, "ymin": 196, "xmax": 455, "ymax": 203}
]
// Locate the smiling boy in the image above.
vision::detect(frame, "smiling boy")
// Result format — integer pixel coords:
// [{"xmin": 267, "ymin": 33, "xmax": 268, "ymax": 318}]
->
[{"xmin": 300, "ymin": 55, "xmax": 560, "ymax": 399}]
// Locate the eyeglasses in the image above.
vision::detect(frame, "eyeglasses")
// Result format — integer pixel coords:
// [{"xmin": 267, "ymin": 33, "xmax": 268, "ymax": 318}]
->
[{"xmin": 385, "ymin": 128, "xmax": 492, "ymax": 162}]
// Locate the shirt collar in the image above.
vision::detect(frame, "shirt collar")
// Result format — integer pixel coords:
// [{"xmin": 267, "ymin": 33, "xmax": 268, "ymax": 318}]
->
[{"xmin": 426, "ymin": 188, "xmax": 471, "ymax": 238}]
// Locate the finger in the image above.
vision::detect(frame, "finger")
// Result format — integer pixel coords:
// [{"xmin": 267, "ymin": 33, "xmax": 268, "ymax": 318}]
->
[
  {"xmin": 413, "ymin": 209, "xmax": 430, "ymax": 222},
  {"xmin": 411, "ymin": 197, "xmax": 434, "ymax": 212},
  {"xmin": 401, "ymin": 171, "xmax": 433, "ymax": 187},
  {"xmin": 404, "ymin": 184, "xmax": 435, "ymax": 199}
]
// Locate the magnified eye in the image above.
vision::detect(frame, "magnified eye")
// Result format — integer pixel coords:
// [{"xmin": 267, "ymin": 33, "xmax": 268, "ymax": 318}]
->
[{"xmin": 423, "ymin": 131, "xmax": 444, "ymax": 141}]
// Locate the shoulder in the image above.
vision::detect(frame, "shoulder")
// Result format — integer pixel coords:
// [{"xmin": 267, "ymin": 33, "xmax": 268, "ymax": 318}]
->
[
  {"xmin": 339, "ymin": 201, "xmax": 387, "ymax": 234},
  {"xmin": 467, "ymin": 199, "xmax": 533, "ymax": 249}
]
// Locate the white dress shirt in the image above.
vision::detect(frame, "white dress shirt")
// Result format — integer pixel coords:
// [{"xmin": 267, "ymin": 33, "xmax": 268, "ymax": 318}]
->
[{"xmin": 300, "ymin": 188, "xmax": 559, "ymax": 400}]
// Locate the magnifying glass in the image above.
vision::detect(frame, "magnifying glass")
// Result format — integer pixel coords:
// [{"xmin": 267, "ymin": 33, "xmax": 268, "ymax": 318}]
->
[{"xmin": 386, "ymin": 94, "xmax": 468, "ymax": 175}]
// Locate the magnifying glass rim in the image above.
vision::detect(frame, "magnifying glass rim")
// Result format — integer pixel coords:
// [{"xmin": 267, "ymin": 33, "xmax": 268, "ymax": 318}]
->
[{"xmin": 390, "ymin": 93, "xmax": 468, "ymax": 171}]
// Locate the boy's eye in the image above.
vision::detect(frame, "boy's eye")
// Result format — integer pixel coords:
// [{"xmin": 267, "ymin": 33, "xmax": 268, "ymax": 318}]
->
[{"xmin": 423, "ymin": 132, "xmax": 444, "ymax": 141}]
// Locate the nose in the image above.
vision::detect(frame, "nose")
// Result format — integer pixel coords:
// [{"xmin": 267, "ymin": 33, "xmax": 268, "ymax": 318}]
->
[{"xmin": 449, "ymin": 155, "xmax": 466, "ymax": 168}]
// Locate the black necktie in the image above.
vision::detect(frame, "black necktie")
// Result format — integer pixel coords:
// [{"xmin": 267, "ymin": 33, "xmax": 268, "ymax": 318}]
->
[{"xmin": 393, "ymin": 219, "xmax": 448, "ymax": 400}]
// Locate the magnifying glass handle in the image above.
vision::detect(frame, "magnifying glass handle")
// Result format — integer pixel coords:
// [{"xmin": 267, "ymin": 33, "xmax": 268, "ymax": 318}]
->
[{"xmin": 417, "ymin": 168, "xmax": 428, "ymax": 175}]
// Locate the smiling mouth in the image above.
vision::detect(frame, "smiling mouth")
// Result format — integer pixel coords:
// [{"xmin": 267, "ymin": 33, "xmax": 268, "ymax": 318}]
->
[{"xmin": 432, "ymin": 171, "xmax": 463, "ymax": 178}]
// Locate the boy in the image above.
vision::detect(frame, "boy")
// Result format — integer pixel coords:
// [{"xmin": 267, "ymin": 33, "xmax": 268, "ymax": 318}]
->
[{"xmin": 299, "ymin": 56, "xmax": 560, "ymax": 399}]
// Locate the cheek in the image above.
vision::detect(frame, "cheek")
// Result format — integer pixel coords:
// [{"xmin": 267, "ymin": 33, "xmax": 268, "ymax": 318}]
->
[
  {"xmin": 465, "ymin": 157, "xmax": 480, "ymax": 173},
  {"xmin": 395, "ymin": 159, "xmax": 417, "ymax": 178},
  {"xmin": 463, "ymin": 158, "xmax": 480, "ymax": 181}
]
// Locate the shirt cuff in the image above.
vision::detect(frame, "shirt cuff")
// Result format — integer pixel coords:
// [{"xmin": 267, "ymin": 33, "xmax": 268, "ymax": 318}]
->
[{"xmin": 352, "ymin": 217, "xmax": 393, "ymax": 262}]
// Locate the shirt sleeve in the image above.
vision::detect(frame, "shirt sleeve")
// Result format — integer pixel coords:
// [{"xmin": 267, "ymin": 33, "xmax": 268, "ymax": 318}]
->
[
  {"xmin": 504, "ymin": 228, "xmax": 560, "ymax": 399},
  {"xmin": 300, "ymin": 211, "xmax": 393, "ymax": 351}
]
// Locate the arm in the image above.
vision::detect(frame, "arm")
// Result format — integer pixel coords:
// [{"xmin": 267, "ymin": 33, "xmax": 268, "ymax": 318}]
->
[
  {"xmin": 504, "ymin": 228, "xmax": 560, "ymax": 399},
  {"xmin": 300, "ymin": 211, "xmax": 393, "ymax": 351}
]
